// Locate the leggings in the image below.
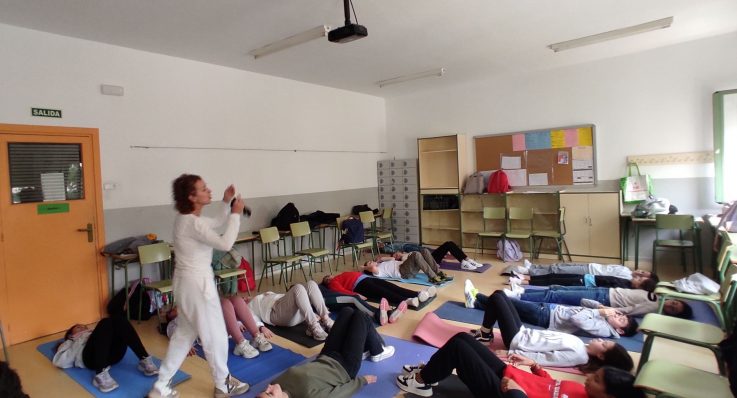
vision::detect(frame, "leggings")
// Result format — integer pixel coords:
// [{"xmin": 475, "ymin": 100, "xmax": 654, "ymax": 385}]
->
[
  {"xmin": 430, "ymin": 241, "xmax": 468, "ymax": 264},
  {"xmin": 528, "ymin": 274, "xmax": 586, "ymax": 287},
  {"xmin": 322, "ymin": 294, "xmax": 382, "ymax": 323},
  {"xmin": 220, "ymin": 296, "xmax": 260, "ymax": 343},
  {"xmin": 420, "ymin": 333, "xmax": 524, "ymax": 398},
  {"xmin": 320, "ymin": 307, "xmax": 384, "ymax": 378},
  {"xmin": 354, "ymin": 277, "xmax": 419, "ymax": 305},
  {"xmin": 480, "ymin": 291, "xmax": 523, "ymax": 348},
  {"xmin": 82, "ymin": 317, "xmax": 148, "ymax": 373}
]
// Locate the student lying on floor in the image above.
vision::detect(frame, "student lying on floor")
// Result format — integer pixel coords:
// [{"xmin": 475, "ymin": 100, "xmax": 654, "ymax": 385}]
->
[
  {"xmin": 323, "ymin": 271, "xmax": 437, "ymax": 308},
  {"xmin": 53, "ymin": 316, "xmax": 159, "ymax": 393},
  {"xmin": 381, "ymin": 240, "xmax": 484, "ymax": 270},
  {"xmin": 248, "ymin": 280, "xmax": 334, "ymax": 341},
  {"xmin": 319, "ymin": 283, "xmax": 408, "ymax": 326},
  {"xmin": 510, "ymin": 270, "xmax": 659, "ymax": 291},
  {"xmin": 396, "ymin": 332, "xmax": 644, "ymax": 398},
  {"xmin": 256, "ymin": 307, "xmax": 393, "ymax": 398},
  {"xmin": 504, "ymin": 284, "xmax": 693, "ymax": 318},
  {"xmin": 167, "ymin": 295, "xmax": 274, "ymax": 360},
  {"xmin": 512, "ymin": 259, "xmax": 652, "ymax": 280},
  {"xmin": 363, "ymin": 246, "xmax": 453, "ymax": 285},
  {"xmin": 462, "ymin": 288, "xmax": 634, "ymax": 369}
]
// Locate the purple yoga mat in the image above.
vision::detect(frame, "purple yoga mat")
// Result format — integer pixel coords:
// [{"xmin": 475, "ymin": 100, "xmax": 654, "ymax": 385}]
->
[{"xmin": 439, "ymin": 260, "xmax": 493, "ymax": 273}]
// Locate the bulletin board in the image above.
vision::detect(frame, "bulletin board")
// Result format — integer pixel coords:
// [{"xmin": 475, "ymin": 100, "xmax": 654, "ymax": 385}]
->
[{"xmin": 474, "ymin": 124, "xmax": 596, "ymax": 187}]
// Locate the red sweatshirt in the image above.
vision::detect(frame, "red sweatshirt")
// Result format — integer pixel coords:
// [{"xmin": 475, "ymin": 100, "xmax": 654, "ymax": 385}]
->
[
  {"xmin": 503, "ymin": 365, "xmax": 587, "ymax": 398},
  {"xmin": 326, "ymin": 272, "xmax": 363, "ymax": 296}
]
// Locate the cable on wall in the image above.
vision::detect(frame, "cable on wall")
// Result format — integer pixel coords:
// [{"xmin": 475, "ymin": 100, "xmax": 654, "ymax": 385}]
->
[{"xmin": 130, "ymin": 145, "xmax": 386, "ymax": 154}]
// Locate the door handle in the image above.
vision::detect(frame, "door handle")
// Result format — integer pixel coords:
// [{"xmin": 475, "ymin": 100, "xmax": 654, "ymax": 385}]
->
[{"xmin": 77, "ymin": 223, "xmax": 93, "ymax": 242}]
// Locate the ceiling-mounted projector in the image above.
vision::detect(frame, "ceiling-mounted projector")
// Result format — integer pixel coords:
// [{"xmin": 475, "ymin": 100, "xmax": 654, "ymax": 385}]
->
[{"xmin": 329, "ymin": 0, "xmax": 367, "ymax": 43}]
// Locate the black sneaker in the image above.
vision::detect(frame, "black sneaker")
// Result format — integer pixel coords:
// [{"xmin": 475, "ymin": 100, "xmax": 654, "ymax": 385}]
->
[
  {"xmin": 437, "ymin": 271, "xmax": 454, "ymax": 281},
  {"xmin": 396, "ymin": 374, "xmax": 433, "ymax": 397},
  {"xmin": 469, "ymin": 329, "xmax": 492, "ymax": 342}
]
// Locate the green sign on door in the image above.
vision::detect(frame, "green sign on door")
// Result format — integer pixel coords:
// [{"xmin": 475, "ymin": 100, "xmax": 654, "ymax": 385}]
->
[{"xmin": 37, "ymin": 203, "xmax": 69, "ymax": 214}]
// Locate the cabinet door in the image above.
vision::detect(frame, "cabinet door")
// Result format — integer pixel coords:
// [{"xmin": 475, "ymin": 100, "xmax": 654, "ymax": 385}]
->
[
  {"xmin": 588, "ymin": 193, "xmax": 620, "ymax": 258},
  {"xmin": 560, "ymin": 194, "xmax": 591, "ymax": 255}
]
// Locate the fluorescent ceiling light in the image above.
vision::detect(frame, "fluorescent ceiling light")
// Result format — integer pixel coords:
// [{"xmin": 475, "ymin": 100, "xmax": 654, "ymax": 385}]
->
[
  {"xmin": 548, "ymin": 17, "xmax": 673, "ymax": 52},
  {"xmin": 249, "ymin": 25, "xmax": 330, "ymax": 59},
  {"xmin": 376, "ymin": 68, "xmax": 446, "ymax": 88}
]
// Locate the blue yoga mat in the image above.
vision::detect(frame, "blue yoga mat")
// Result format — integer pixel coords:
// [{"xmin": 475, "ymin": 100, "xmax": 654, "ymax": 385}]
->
[
  {"xmin": 195, "ymin": 336, "xmax": 306, "ymax": 387},
  {"xmin": 241, "ymin": 335, "xmax": 454, "ymax": 398},
  {"xmin": 433, "ymin": 300, "xmax": 647, "ymax": 353},
  {"xmin": 38, "ymin": 340, "xmax": 190, "ymax": 398},
  {"xmin": 377, "ymin": 273, "xmax": 454, "ymax": 287}
]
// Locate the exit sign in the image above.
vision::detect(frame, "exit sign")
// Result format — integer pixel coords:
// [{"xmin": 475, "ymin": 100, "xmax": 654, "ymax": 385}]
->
[{"xmin": 31, "ymin": 108, "xmax": 62, "ymax": 118}]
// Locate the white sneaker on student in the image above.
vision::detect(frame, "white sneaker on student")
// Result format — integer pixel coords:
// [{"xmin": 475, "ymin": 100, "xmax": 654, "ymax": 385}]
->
[
  {"xmin": 424, "ymin": 286, "xmax": 437, "ymax": 298},
  {"xmin": 467, "ymin": 258, "xmax": 484, "ymax": 268},
  {"xmin": 306, "ymin": 322, "xmax": 328, "ymax": 341},
  {"xmin": 461, "ymin": 260, "xmax": 478, "ymax": 270},
  {"xmin": 523, "ymin": 259, "xmax": 532, "ymax": 269},
  {"xmin": 402, "ymin": 363, "xmax": 439, "ymax": 386},
  {"xmin": 234, "ymin": 339, "xmax": 259, "ymax": 359},
  {"xmin": 418, "ymin": 290, "xmax": 430, "ymax": 303},
  {"xmin": 464, "ymin": 279, "xmax": 479, "ymax": 309},
  {"xmin": 396, "ymin": 373, "xmax": 433, "ymax": 397},
  {"xmin": 503, "ymin": 287, "xmax": 521, "ymax": 299},
  {"xmin": 407, "ymin": 297, "xmax": 420, "ymax": 308},
  {"xmin": 370, "ymin": 345, "xmax": 395, "ymax": 362},
  {"xmin": 138, "ymin": 356, "xmax": 159, "ymax": 376},
  {"xmin": 253, "ymin": 332, "xmax": 273, "ymax": 352},
  {"xmin": 92, "ymin": 367, "xmax": 119, "ymax": 393},
  {"xmin": 148, "ymin": 380, "xmax": 179, "ymax": 398}
]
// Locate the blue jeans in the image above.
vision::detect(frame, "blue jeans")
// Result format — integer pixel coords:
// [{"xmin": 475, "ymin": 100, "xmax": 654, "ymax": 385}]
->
[
  {"xmin": 520, "ymin": 286, "xmax": 610, "ymax": 306},
  {"xmin": 508, "ymin": 299, "xmax": 551, "ymax": 328}
]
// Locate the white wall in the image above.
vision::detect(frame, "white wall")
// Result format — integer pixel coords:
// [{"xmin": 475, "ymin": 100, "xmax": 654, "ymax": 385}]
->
[
  {"xmin": 386, "ymin": 32, "xmax": 737, "ymax": 182},
  {"xmin": 0, "ymin": 24, "xmax": 386, "ymax": 210}
]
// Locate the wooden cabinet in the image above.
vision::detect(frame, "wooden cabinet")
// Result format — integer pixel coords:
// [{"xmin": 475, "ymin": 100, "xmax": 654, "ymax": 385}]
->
[
  {"xmin": 418, "ymin": 135, "xmax": 469, "ymax": 245},
  {"xmin": 378, "ymin": 159, "xmax": 419, "ymax": 243},
  {"xmin": 560, "ymin": 192, "xmax": 620, "ymax": 259}
]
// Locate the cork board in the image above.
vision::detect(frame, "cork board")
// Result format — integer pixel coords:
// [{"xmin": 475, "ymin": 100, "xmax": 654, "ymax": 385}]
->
[{"xmin": 474, "ymin": 125, "xmax": 595, "ymax": 187}]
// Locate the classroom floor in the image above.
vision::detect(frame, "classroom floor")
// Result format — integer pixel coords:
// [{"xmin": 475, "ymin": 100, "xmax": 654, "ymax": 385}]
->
[{"xmin": 3, "ymin": 252, "xmax": 718, "ymax": 397}]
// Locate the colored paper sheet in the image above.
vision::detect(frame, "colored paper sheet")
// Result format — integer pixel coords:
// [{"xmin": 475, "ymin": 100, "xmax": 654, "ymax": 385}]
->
[
  {"xmin": 528, "ymin": 173, "xmax": 549, "ymax": 186},
  {"xmin": 512, "ymin": 133, "xmax": 526, "ymax": 151},
  {"xmin": 564, "ymin": 129, "xmax": 579, "ymax": 146},
  {"xmin": 572, "ymin": 146, "xmax": 593, "ymax": 160},
  {"xmin": 505, "ymin": 168, "xmax": 527, "ymax": 186},
  {"xmin": 578, "ymin": 127, "xmax": 593, "ymax": 146},
  {"xmin": 550, "ymin": 130, "xmax": 567, "ymax": 148},
  {"xmin": 501, "ymin": 155, "xmax": 522, "ymax": 169},
  {"xmin": 525, "ymin": 131, "xmax": 551, "ymax": 150},
  {"xmin": 573, "ymin": 169, "xmax": 595, "ymax": 184}
]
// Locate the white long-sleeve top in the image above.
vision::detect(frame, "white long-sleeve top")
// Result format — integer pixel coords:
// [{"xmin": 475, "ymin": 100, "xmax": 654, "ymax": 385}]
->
[
  {"xmin": 608, "ymin": 288, "xmax": 658, "ymax": 316},
  {"xmin": 173, "ymin": 202, "xmax": 240, "ymax": 277},
  {"xmin": 52, "ymin": 331, "xmax": 92, "ymax": 369},
  {"xmin": 588, "ymin": 264, "xmax": 633, "ymax": 280},
  {"xmin": 548, "ymin": 305, "xmax": 618, "ymax": 338},
  {"xmin": 508, "ymin": 326, "xmax": 589, "ymax": 367},
  {"xmin": 248, "ymin": 292, "xmax": 286, "ymax": 326}
]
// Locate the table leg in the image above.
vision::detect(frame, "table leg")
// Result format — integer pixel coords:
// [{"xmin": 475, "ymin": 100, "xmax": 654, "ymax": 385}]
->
[{"xmin": 634, "ymin": 222, "xmax": 640, "ymax": 270}]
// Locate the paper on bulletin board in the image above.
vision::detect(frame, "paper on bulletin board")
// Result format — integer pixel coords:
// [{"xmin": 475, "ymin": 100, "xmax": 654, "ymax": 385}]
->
[
  {"xmin": 505, "ymin": 168, "xmax": 528, "ymax": 186},
  {"xmin": 577, "ymin": 128, "xmax": 593, "ymax": 146},
  {"xmin": 512, "ymin": 134, "xmax": 526, "ymax": 151},
  {"xmin": 572, "ymin": 146, "xmax": 593, "ymax": 160},
  {"xmin": 550, "ymin": 130, "xmax": 566, "ymax": 148},
  {"xmin": 528, "ymin": 173, "xmax": 549, "ymax": 186},
  {"xmin": 501, "ymin": 156, "xmax": 522, "ymax": 169},
  {"xmin": 525, "ymin": 131, "xmax": 552, "ymax": 150},
  {"xmin": 573, "ymin": 169, "xmax": 594, "ymax": 184},
  {"xmin": 573, "ymin": 159, "xmax": 593, "ymax": 170}
]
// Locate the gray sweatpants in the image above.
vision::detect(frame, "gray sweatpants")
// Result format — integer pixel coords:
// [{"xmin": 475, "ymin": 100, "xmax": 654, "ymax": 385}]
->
[
  {"xmin": 269, "ymin": 280, "xmax": 330, "ymax": 327},
  {"xmin": 528, "ymin": 263, "xmax": 589, "ymax": 276},
  {"xmin": 399, "ymin": 249, "xmax": 440, "ymax": 279}
]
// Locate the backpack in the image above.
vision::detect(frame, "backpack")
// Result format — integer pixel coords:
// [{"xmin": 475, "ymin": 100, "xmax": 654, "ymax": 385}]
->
[
  {"xmin": 271, "ymin": 202, "xmax": 300, "ymax": 231},
  {"xmin": 463, "ymin": 172, "xmax": 486, "ymax": 194},
  {"xmin": 237, "ymin": 258, "xmax": 256, "ymax": 293},
  {"xmin": 497, "ymin": 239, "xmax": 523, "ymax": 262},
  {"xmin": 341, "ymin": 217, "xmax": 365, "ymax": 244},
  {"xmin": 488, "ymin": 170, "xmax": 511, "ymax": 193},
  {"xmin": 351, "ymin": 204, "xmax": 374, "ymax": 216}
]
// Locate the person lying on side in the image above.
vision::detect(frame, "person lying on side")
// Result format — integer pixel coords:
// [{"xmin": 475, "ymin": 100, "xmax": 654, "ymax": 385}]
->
[
  {"xmin": 256, "ymin": 307, "xmax": 393, "ymax": 398},
  {"xmin": 513, "ymin": 259, "xmax": 652, "ymax": 280},
  {"xmin": 505, "ymin": 284, "xmax": 693, "ymax": 318},
  {"xmin": 464, "ymin": 289, "xmax": 634, "ymax": 369},
  {"xmin": 396, "ymin": 332, "xmax": 644, "ymax": 398}
]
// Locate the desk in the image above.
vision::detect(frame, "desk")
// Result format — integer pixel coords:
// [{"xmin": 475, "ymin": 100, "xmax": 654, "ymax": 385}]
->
[
  {"xmin": 102, "ymin": 252, "xmax": 139, "ymax": 319},
  {"xmin": 622, "ymin": 215, "xmax": 702, "ymax": 271}
]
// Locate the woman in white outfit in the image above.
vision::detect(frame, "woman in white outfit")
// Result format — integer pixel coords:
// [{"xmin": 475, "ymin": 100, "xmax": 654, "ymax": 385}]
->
[{"xmin": 149, "ymin": 174, "xmax": 249, "ymax": 398}]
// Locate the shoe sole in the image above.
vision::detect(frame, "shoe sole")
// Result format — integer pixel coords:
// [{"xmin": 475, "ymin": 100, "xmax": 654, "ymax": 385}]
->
[
  {"xmin": 389, "ymin": 301, "xmax": 407, "ymax": 323},
  {"xmin": 379, "ymin": 298, "xmax": 389, "ymax": 326},
  {"xmin": 138, "ymin": 364, "xmax": 159, "ymax": 376},
  {"xmin": 93, "ymin": 380, "xmax": 118, "ymax": 393},
  {"xmin": 395, "ymin": 376, "xmax": 433, "ymax": 397}
]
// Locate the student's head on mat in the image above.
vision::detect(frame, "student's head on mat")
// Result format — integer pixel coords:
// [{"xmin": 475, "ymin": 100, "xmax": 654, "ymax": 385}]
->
[
  {"xmin": 172, "ymin": 173, "xmax": 206, "ymax": 214},
  {"xmin": 63, "ymin": 324, "xmax": 89, "ymax": 340},
  {"xmin": 584, "ymin": 366, "xmax": 644, "ymax": 398},
  {"xmin": 630, "ymin": 273, "xmax": 659, "ymax": 291},
  {"xmin": 606, "ymin": 312, "xmax": 638, "ymax": 337},
  {"xmin": 362, "ymin": 260, "xmax": 379, "ymax": 274},
  {"xmin": 322, "ymin": 275, "xmax": 335, "ymax": 285},
  {"xmin": 663, "ymin": 299, "xmax": 692, "ymax": 319},
  {"xmin": 257, "ymin": 383, "xmax": 287, "ymax": 398},
  {"xmin": 580, "ymin": 339, "xmax": 634, "ymax": 372},
  {"xmin": 631, "ymin": 270, "xmax": 652, "ymax": 278}
]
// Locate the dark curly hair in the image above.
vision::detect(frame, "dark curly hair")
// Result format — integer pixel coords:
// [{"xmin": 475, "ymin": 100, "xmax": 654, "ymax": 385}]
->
[
  {"xmin": 579, "ymin": 343, "xmax": 634, "ymax": 373},
  {"xmin": 602, "ymin": 366, "xmax": 645, "ymax": 398},
  {"xmin": 620, "ymin": 316, "xmax": 639, "ymax": 337},
  {"xmin": 172, "ymin": 174, "xmax": 201, "ymax": 214},
  {"xmin": 0, "ymin": 361, "xmax": 30, "ymax": 398}
]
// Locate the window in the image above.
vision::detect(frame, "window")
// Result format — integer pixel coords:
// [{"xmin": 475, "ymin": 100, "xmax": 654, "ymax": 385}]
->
[
  {"xmin": 8, "ymin": 143, "xmax": 84, "ymax": 204},
  {"xmin": 713, "ymin": 90, "xmax": 737, "ymax": 203}
]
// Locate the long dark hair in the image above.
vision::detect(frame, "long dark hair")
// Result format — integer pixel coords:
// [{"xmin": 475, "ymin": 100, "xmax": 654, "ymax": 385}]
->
[
  {"xmin": 578, "ymin": 343, "xmax": 633, "ymax": 372},
  {"xmin": 601, "ymin": 366, "xmax": 645, "ymax": 398},
  {"xmin": 0, "ymin": 361, "xmax": 30, "ymax": 398},
  {"xmin": 172, "ymin": 174, "xmax": 201, "ymax": 214},
  {"xmin": 621, "ymin": 316, "xmax": 639, "ymax": 337}
]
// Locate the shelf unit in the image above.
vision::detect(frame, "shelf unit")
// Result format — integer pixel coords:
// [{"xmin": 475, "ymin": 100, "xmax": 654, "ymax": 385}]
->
[{"xmin": 418, "ymin": 134, "xmax": 469, "ymax": 246}]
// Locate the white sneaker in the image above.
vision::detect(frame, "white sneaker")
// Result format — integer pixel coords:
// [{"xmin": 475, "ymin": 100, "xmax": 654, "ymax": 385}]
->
[
  {"xmin": 418, "ymin": 290, "xmax": 430, "ymax": 303},
  {"xmin": 253, "ymin": 332, "xmax": 273, "ymax": 352},
  {"xmin": 464, "ymin": 279, "xmax": 478, "ymax": 309},
  {"xmin": 511, "ymin": 265, "xmax": 530, "ymax": 275},
  {"xmin": 468, "ymin": 258, "xmax": 484, "ymax": 268},
  {"xmin": 370, "ymin": 345, "xmax": 395, "ymax": 362},
  {"xmin": 503, "ymin": 288, "xmax": 521, "ymax": 299},
  {"xmin": 214, "ymin": 374, "xmax": 249, "ymax": 398},
  {"xmin": 424, "ymin": 286, "xmax": 437, "ymax": 298},
  {"xmin": 92, "ymin": 367, "xmax": 119, "ymax": 393},
  {"xmin": 233, "ymin": 339, "xmax": 259, "ymax": 359},
  {"xmin": 138, "ymin": 356, "xmax": 159, "ymax": 376},
  {"xmin": 510, "ymin": 279, "xmax": 525, "ymax": 295},
  {"xmin": 148, "ymin": 380, "xmax": 179, "ymax": 398},
  {"xmin": 523, "ymin": 259, "xmax": 532, "ymax": 269},
  {"xmin": 461, "ymin": 260, "xmax": 478, "ymax": 270},
  {"xmin": 306, "ymin": 322, "xmax": 328, "ymax": 341},
  {"xmin": 402, "ymin": 363, "xmax": 439, "ymax": 386},
  {"xmin": 396, "ymin": 373, "xmax": 433, "ymax": 397},
  {"xmin": 407, "ymin": 297, "xmax": 420, "ymax": 308}
]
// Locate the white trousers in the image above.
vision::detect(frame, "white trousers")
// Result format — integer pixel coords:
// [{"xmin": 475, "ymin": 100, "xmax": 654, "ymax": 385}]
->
[{"xmin": 156, "ymin": 273, "xmax": 229, "ymax": 391}]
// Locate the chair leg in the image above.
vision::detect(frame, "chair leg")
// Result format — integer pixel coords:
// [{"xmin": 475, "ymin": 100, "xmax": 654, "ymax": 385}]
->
[
  {"xmin": 562, "ymin": 239, "xmax": 572, "ymax": 262},
  {"xmin": 652, "ymin": 245, "xmax": 657, "ymax": 275},
  {"xmin": 637, "ymin": 335, "xmax": 656, "ymax": 374}
]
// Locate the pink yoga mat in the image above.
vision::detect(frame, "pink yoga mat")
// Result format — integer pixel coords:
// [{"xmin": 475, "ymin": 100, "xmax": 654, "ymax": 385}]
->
[{"xmin": 412, "ymin": 312, "xmax": 583, "ymax": 375}]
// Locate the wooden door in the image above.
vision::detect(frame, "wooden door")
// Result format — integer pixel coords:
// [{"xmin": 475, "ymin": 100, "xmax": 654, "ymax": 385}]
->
[
  {"xmin": 0, "ymin": 124, "xmax": 106, "ymax": 344},
  {"xmin": 560, "ymin": 193, "xmax": 590, "ymax": 255},
  {"xmin": 588, "ymin": 193, "xmax": 621, "ymax": 258}
]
